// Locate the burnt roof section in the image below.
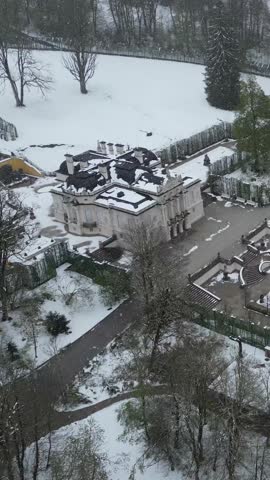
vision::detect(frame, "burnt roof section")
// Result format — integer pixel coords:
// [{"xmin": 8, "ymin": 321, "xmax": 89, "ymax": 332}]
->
[
  {"xmin": 58, "ymin": 161, "xmax": 80, "ymax": 175},
  {"xmin": 138, "ymin": 171, "xmax": 164, "ymax": 186},
  {"xmin": 117, "ymin": 147, "xmax": 158, "ymax": 164},
  {"xmin": 73, "ymin": 150, "xmax": 109, "ymax": 163},
  {"xmin": 67, "ymin": 171, "xmax": 106, "ymax": 192}
]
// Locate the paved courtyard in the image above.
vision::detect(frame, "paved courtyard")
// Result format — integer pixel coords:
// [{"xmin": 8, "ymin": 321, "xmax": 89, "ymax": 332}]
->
[{"xmin": 171, "ymin": 199, "xmax": 270, "ymax": 275}]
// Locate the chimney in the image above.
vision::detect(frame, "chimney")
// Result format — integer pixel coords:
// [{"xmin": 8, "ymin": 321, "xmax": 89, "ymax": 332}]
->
[
  {"xmin": 107, "ymin": 143, "xmax": 114, "ymax": 156},
  {"xmin": 98, "ymin": 162, "xmax": 110, "ymax": 181},
  {"xmin": 134, "ymin": 148, "xmax": 144, "ymax": 165},
  {"xmin": 100, "ymin": 141, "xmax": 107, "ymax": 155},
  {"xmin": 65, "ymin": 154, "xmax": 74, "ymax": 175},
  {"xmin": 80, "ymin": 160, "xmax": 87, "ymax": 170},
  {"xmin": 115, "ymin": 144, "xmax": 124, "ymax": 156},
  {"xmin": 97, "ymin": 140, "xmax": 102, "ymax": 153}
]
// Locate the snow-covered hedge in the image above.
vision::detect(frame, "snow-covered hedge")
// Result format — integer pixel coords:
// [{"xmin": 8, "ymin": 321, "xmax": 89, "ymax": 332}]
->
[
  {"xmin": 0, "ymin": 117, "xmax": 18, "ymax": 141},
  {"xmin": 159, "ymin": 121, "xmax": 233, "ymax": 165}
]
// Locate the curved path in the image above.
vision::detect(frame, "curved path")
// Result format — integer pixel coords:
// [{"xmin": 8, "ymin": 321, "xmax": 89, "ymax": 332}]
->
[{"xmin": 12, "ymin": 297, "xmax": 141, "ymax": 442}]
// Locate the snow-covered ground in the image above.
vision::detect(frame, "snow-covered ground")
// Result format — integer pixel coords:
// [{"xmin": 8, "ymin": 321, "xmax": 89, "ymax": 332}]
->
[
  {"xmin": 16, "ymin": 177, "xmax": 106, "ymax": 251},
  {"xmin": 224, "ymin": 167, "xmax": 270, "ymax": 187},
  {"xmin": 28, "ymin": 401, "xmax": 182, "ymax": 480},
  {"xmin": 171, "ymin": 144, "xmax": 235, "ymax": 184},
  {"xmin": 0, "ymin": 52, "xmax": 244, "ymax": 172},
  {"xmin": 1, "ymin": 264, "xmax": 120, "ymax": 366},
  {"xmin": 208, "ymin": 270, "xmax": 240, "ymax": 286}
]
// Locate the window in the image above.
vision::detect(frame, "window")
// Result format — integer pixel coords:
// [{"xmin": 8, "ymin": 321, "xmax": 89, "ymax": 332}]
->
[{"xmin": 71, "ymin": 208, "xmax": 77, "ymax": 224}]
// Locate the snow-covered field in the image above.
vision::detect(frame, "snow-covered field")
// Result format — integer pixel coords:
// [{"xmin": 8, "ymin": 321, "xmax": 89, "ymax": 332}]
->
[
  {"xmin": 1, "ymin": 264, "xmax": 119, "ymax": 365},
  {"xmin": 28, "ymin": 401, "xmax": 182, "ymax": 480},
  {"xmin": 1, "ymin": 264, "xmax": 120, "ymax": 366},
  {"xmin": 0, "ymin": 52, "xmax": 249, "ymax": 172}
]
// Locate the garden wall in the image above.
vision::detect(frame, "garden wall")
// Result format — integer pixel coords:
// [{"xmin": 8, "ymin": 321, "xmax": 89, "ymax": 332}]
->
[
  {"xmin": 217, "ymin": 175, "xmax": 270, "ymax": 205},
  {"xmin": 26, "ymin": 240, "xmax": 69, "ymax": 288},
  {"xmin": 0, "ymin": 117, "xmax": 18, "ymax": 141},
  {"xmin": 158, "ymin": 122, "xmax": 233, "ymax": 166},
  {"xmin": 209, "ymin": 151, "xmax": 247, "ymax": 176}
]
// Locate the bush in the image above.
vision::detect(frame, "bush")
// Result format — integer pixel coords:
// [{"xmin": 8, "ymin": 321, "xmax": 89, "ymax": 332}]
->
[
  {"xmin": 7, "ymin": 341, "xmax": 20, "ymax": 361},
  {"xmin": 45, "ymin": 311, "xmax": 71, "ymax": 337}
]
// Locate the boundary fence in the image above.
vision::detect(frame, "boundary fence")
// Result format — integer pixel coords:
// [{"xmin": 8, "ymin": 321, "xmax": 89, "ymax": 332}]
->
[{"xmin": 13, "ymin": 33, "xmax": 270, "ymax": 80}]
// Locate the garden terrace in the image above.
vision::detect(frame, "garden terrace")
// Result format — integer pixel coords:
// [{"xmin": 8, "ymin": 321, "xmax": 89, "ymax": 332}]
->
[{"xmin": 186, "ymin": 220, "xmax": 270, "ymax": 330}]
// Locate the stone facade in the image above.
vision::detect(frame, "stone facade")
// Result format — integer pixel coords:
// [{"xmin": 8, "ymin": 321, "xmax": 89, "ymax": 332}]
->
[{"xmin": 52, "ymin": 144, "xmax": 204, "ymax": 247}]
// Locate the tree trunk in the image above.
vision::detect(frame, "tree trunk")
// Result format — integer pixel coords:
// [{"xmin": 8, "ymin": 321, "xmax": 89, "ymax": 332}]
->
[{"xmin": 80, "ymin": 77, "xmax": 88, "ymax": 94}]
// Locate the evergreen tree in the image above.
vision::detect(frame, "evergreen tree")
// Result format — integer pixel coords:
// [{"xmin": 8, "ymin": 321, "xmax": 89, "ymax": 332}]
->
[
  {"xmin": 234, "ymin": 78, "xmax": 270, "ymax": 173},
  {"xmin": 205, "ymin": 1, "xmax": 241, "ymax": 110}
]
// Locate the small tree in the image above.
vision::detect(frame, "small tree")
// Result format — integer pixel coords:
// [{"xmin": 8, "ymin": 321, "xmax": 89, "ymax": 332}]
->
[
  {"xmin": 205, "ymin": 1, "xmax": 240, "ymax": 110},
  {"xmin": 233, "ymin": 78, "xmax": 270, "ymax": 173},
  {"xmin": 21, "ymin": 295, "xmax": 43, "ymax": 359},
  {"xmin": 45, "ymin": 312, "xmax": 70, "ymax": 337},
  {"xmin": 7, "ymin": 341, "xmax": 19, "ymax": 361},
  {"xmin": 50, "ymin": 419, "xmax": 109, "ymax": 480}
]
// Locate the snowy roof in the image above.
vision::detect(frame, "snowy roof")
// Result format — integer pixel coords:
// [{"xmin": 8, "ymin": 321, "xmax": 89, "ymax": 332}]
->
[
  {"xmin": 10, "ymin": 236, "xmax": 62, "ymax": 265},
  {"xmin": 95, "ymin": 186, "xmax": 156, "ymax": 213}
]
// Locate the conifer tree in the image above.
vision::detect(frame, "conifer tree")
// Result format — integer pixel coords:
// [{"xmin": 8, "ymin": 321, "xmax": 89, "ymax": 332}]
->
[
  {"xmin": 234, "ymin": 78, "xmax": 270, "ymax": 173},
  {"xmin": 205, "ymin": 1, "xmax": 240, "ymax": 111}
]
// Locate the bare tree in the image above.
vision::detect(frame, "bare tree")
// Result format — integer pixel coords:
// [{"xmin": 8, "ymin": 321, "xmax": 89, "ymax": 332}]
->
[
  {"xmin": 0, "ymin": 189, "xmax": 29, "ymax": 321},
  {"xmin": 62, "ymin": 0, "xmax": 97, "ymax": 94},
  {"xmin": 57, "ymin": 272, "xmax": 93, "ymax": 306},
  {"xmin": 50, "ymin": 419, "xmax": 109, "ymax": 480},
  {"xmin": 63, "ymin": 51, "xmax": 96, "ymax": 95},
  {"xmin": 125, "ymin": 220, "xmax": 186, "ymax": 367},
  {"xmin": 0, "ymin": 2, "xmax": 52, "ymax": 107}
]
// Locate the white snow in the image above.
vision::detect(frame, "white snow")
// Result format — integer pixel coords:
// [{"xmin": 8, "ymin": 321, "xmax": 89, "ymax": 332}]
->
[
  {"xmin": 205, "ymin": 222, "xmax": 230, "ymax": 241},
  {"xmin": 1, "ymin": 264, "xmax": 120, "ymax": 366},
  {"xmin": 96, "ymin": 186, "xmax": 156, "ymax": 212},
  {"xmin": 224, "ymin": 168, "xmax": 270, "ymax": 187},
  {"xmin": 183, "ymin": 245, "xmax": 198, "ymax": 256},
  {"xmin": 208, "ymin": 271, "xmax": 239, "ymax": 286},
  {"xmin": 15, "ymin": 178, "xmax": 106, "ymax": 251},
  {"xmin": 170, "ymin": 145, "xmax": 235, "ymax": 184},
  {"xmin": 30, "ymin": 401, "xmax": 183, "ymax": 480},
  {"xmin": 0, "ymin": 52, "xmax": 240, "ymax": 172},
  {"xmin": 208, "ymin": 216, "xmax": 222, "ymax": 223}
]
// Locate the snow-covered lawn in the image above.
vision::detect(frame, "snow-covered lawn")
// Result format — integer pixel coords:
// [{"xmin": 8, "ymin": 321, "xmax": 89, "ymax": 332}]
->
[
  {"xmin": 0, "ymin": 52, "xmax": 247, "ymax": 172},
  {"xmin": 28, "ymin": 400, "xmax": 182, "ymax": 480},
  {"xmin": 171, "ymin": 144, "xmax": 235, "ymax": 184},
  {"xmin": 1, "ymin": 264, "xmax": 120, "ymax": 366}
]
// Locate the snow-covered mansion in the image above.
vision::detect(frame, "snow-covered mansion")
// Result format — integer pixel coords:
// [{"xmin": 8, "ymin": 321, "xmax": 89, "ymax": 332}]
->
[{"xmin": 51, "ymin": 143, "xmax": 204, "ymax": 246}]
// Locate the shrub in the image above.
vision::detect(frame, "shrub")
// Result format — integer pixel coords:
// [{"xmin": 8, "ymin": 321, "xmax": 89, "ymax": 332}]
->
[
  {"xmin": 45, "ymin": 311, "xmax": 70, "ymax": 337},
  {"xmin": 7, "ymin": 341, "xmax": 20, "ymax": 361}
]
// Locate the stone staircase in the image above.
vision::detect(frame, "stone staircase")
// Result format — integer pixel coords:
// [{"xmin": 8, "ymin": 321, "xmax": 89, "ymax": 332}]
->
[
  {"xmin": 241, "ymin": 250, "xmax": 258, "ymax": 265},
  {"xmin": 242, "ymin": 263, "xmax": 265, "ymax": 286},
  {"xmin": 186, "ymin": 283, "xmax": 221, "ymax": 310},
  {"xmin": 241, "ymin": 247, "xmax": 265, "ymax": 286}
]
